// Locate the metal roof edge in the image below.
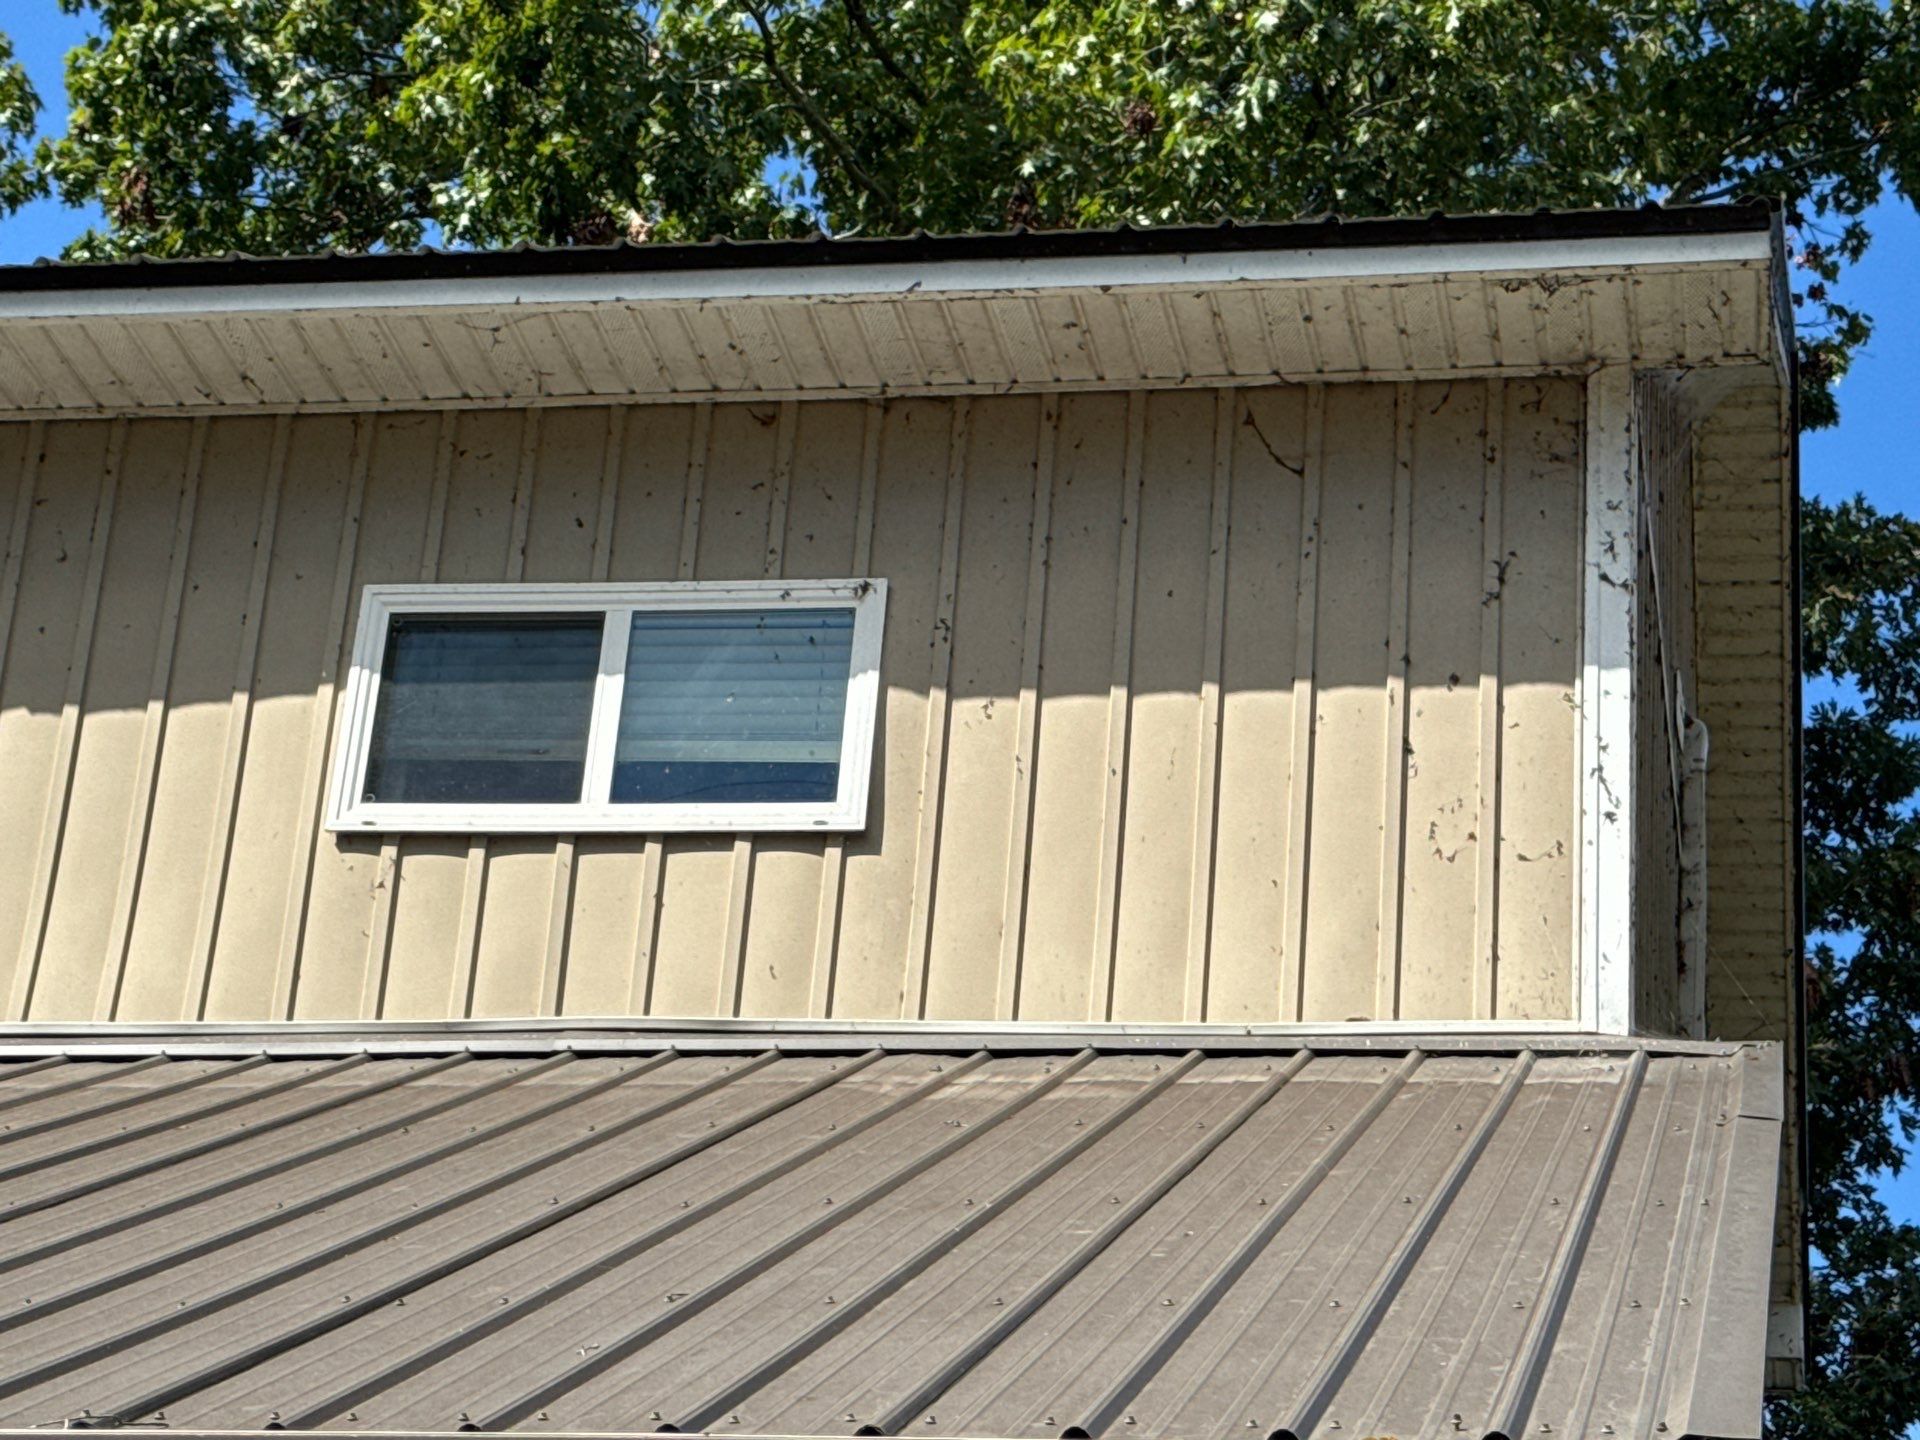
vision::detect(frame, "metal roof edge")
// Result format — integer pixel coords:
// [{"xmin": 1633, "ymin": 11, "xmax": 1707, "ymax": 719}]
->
[
  {"xmin": 0, "ymin": 1022, "xmax": 1778, "ymax": 1061},
  {"xmin": 0, "ymin": 201, "xmax": 1777, "ymax": 295}
]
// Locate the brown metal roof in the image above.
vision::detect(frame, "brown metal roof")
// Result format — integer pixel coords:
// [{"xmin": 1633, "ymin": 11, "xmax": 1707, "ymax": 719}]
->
[{"xmin": 0, "ymin": 1041, "xmax": 1781, "ymax": 1440}]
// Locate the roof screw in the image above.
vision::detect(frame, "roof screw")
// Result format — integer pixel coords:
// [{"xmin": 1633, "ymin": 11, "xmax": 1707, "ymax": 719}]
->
[
  {"xmin": 1657, "ymin": 1425, "xmax": 1669, "ymax": 1434},
  {"xmin": 1550, "ymin": 1197, "xmax": 1561, "ymax": 1206},
  {"xmin": 1541, "ymin": 1426, "xmax": 1552, "ymax": 1433},
  {"xmin": 1680, "ymin": 1297, "xmax": 1691, "ymax": 1306},
  {"xmin": 1330, "ymin": 1299, "xmax": 1341, "ymax": 1308},
  {"xmin": 847, "ymin": 1416, "xmax": 858, "ymax": 1423},
  {"xmin": 459, "ymin": 1414, "xmax": 472, "ymax": 1424},
  {"xmin": 732, "ymin": 1415, "xmax": 743, "ymax": 1424},
  {"xmin": 1403, "ymin": 1195, "xmax": 1414, "ymax": 1204},
  {"xmin": 346, "ymin": 1414, "xmax": 358, "ymax": 1423},
  {"xmin": 992, "ymin": 1297, "xmax": 1004, "ymax": 1305},
  {"xmin": 1629, "ymin": 1299, "xmax": 1642, "ymax": 1308},
  {"xmin": 652, "ymin": 1414, "xmax": 664, "ymax": 1422},
  {"xmin": 924, "ymin": 1416, "xmax": 937, "ymax": 1426},
  {"xmin": 1163, "ymin": 1297, "xmax": 1176, "ymax": 1306},
  {"xmin": 538, "ymin": 1413, "xmax": 550, "ymax": 1422},
  {"xmin": 965, "ymin": 1198, "xmax": 975, "ymax": 1206},
  {"xmin": 1047, "ymin": 1418, "xmax": 1057, "ymax": 1427},
  {"xmin": 1513, "ymin": 1300, "xmax": 1525, "ymax": 1309},
  {"xmin": 1125, "ymin": 1417, "xmax": 1138, "ymax": 1426},
  {"xmin": 827, "ymin": 1295, "xmax": 837, "ymax": 1304}
]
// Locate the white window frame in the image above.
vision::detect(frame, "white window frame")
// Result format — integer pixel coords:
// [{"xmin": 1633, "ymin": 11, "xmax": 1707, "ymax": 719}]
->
[{"xmin": 327, "ymin": 579, "xmax": 887, "ymax": 835}]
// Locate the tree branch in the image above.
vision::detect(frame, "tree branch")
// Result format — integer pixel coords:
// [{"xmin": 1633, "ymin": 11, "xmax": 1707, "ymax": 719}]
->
[
  {"xmin": 745, "ymin": 3, "xmax": 896, "ymax": 213},
  {"xmin": 840, "ymin": 0, "xmax": 926, "ymax": 107}
]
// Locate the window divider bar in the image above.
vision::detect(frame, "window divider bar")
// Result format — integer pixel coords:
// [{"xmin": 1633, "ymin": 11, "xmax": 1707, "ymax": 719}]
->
[{"xmin": 583, "ymin": 608, "xmax": 634, "ymax": 806}]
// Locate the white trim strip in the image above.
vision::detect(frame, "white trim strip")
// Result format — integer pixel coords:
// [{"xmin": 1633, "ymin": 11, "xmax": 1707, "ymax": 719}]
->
[{"xmin": 0, "ymin": 233, "xmax": 1774, "ymax": 321}]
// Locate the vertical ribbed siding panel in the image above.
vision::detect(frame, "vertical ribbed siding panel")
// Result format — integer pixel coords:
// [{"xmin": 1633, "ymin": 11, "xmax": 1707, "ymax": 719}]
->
[
  {"xmin": 1397, "ymin": 382, "xmax": 1500, "ymax": 1022},
  {"xmin": 1110, "ymin": 390, "xmax": 1210, "ymax": 1023},
  {"xmin": 292, "ymin": 411, "xmax": 446, "ymax": 1019},
  {"xmin": 1494, "ymin": 379, "xmax": 1583, "ymax": 1020},
  {"xmin": 922, "ymin": 396, "xmax": 1039, "ymax": 1022},
  {"xmin": 0, "ymin": 384, "xmax": 1584, "ymax": 1026},
  {"xmin": 651, "ymin": 402, "xmax": 784, "ymax": 1017},
  {"xmin": 203, "ymin": 414, "xmax": 360, "ymax": 1021},
  {"xmin": 1208, "ymin": 389, "xmax": 1306, "ymax": 1022}
]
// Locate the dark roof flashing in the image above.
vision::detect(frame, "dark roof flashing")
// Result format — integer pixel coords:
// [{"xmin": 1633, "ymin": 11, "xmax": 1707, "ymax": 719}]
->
[{"xmin": 0, "ymin": 200, "xmax": 1778, "ymax": 295}]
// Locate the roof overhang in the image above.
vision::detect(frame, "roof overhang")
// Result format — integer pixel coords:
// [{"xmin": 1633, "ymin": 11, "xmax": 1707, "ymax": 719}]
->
[{"xmin": 0, "ymin": 205, "xmax": 1788, "ymax": 417}]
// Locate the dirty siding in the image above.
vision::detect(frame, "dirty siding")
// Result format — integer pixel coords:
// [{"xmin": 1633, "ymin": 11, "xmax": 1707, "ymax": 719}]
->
[
  {"xmin": 0, "ymin": 381, "xmax": 1584, "ymax": 1026},
  {"xmin": 1633, "ymin": 376, "xmax": 1695, "ymax": 1036}
]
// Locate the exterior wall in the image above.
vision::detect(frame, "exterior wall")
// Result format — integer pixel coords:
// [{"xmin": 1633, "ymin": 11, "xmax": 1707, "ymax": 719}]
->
[
  {"xmin": 1689, "ymin": 375, "xmax": 1801, "ymax": 1341},
  {"xmin": 0, "ymin": 379, "xmax": 1584, "ymax": 1026},
  {"xmin": 1633, "ymin": 375, "xmax": 1698, "ymax": 1036}
]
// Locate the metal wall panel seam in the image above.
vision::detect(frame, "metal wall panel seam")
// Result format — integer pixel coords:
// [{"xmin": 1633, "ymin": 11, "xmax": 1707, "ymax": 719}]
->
[
  {"xmin": 0, "ymin": 1055, "xmax": 64, "ymax": 1083},
  {"xmin": 1365, "ymin": 1055, "xmax": 1575, "ymax": 1438},
  {"xmin": 0, "ymin": 1051, "xmax": 698, "ymax": 1398},
  {"xmin": 362, "ymin": 413, "xmax": 458, "ymax": 1021},
  {"xmin": 865, "ymin": 1049, "xmax": 1319, "ymax": 1436},
  {"xmin": 1472, "ymin": 386, "xmax": 1506, "ymax": 1020},
  {"xmin": 899, "ymin": 398, "xmax": 969, "ymax": 1020},
  {"xmin": 3, "ymin": 1060, "xmax": 365, "ymax": 1201},
  {"xmin": 670, "ymin": 1051, "xmax": 1211, "ymax": 1432},
  {"xmin": 1063, "ymin": 1049, "xmax": 1427, "ymax": 1438},
  {"xmin": 808, "ymin": 401, "xmax": 882, "ymax": 1019},
  {"xmin": 8, "ymin": 418, "xmax": 125, "ymax": 1020},
  {"xmin": 1272, "ymin": 1051, "xmax": 1537, "ymax": 1440},
  {"xmin": 0, "ymin": 1051, "xmax": 593, "ymax": 1349},
  {"xmin": 1374, "ymin": 385, "xmax": 1416, "ymax": 1021},
  {"xmin": 0, "ymin": 1055, "xmax": 368, "ymax": 1234},
  {"xmin": 276, "ymin": 1048, "xmax": 967, "ymax": 1430},
  {"xmin": 0, "ymin": 1053, "xmax": 476, "ymax": 1248},
  {"xmin": 1552, "ymin": 1065, "xmax": 1685, "ymax": 1440},
  {"xmin": 1660, "ymin": 1069, "xmax": 1783, "ymax": 1433},
  {"xmin": 1629, "ymin": 1061, "xmax": 1736, "ymax": 1437},
  {"xmin": 94, "ymin": 1050, "xmax": 886, "ymax": 1432},
  {"xmin": 472, "ymin": 1049, "xmax": 1101, "ymax": 1429},
  {"xmin": 180, "ymin": 414, "xmax": 288, "ymax": 1021},
  {"xmin": 1481, "ymin": 1047, "xmax": 1649, "ymax": 1440},
  {"xmin": 1133, "ymin": 1066, "xmax": 1488, "ymax": 1434},
  {"xmin": 1278, "ymin": 389, "xmax": 1327, "ymax": 1021},
  {"xmin": 95, "ymin": 418, "xmax": 208, "ymax": 1020},
  {"xmin": 448, "ymin": 411, "xmax": 542, "ymax": 1019},
  {"xmin": 628, "ymin": 404, "xmax": 714, "ymax": 1015},
  {"xmin": 272, "ymin": 415, "xmax": 372, "ymax": 1020},
  {"xmin": 0, "ymin": 418, "xmax": 45, "ymax": 703},
  {"xmin": 0, "ymin": 1052, "xmax": 166, "ymax": 1120},
  {"xmin": 931, "ymin": 1062, "xmax": 1353, "ymax": 1437},
  {"xmin": 0, "ymin": 1053, "xmax": 266, "ymax": 1153},
  {"xmin": 1088, "ymin": 393, "xmax": 1147, "ymax": 1022},
  {"xmin": 1181, "ymin": 392, "xmax": 1234, "ymax": 1022},
  {"xmin": 718, "ymin": 401, "xmax": 799, "ymax": 1018},
  {"xmin": 539, "ymin": 407, "xmax": 626, "ymax": 1019},
  {"xmin": 993, "ymin": 400, "xmax": 1057, "ymax": 1021},
  {"xmin": 56, "ymin": 1052, "xmax": 794, "ymax": 1436}
]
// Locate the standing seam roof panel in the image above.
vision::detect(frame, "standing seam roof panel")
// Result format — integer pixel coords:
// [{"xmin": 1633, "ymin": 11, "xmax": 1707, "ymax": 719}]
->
[{"xmin": 0, "ymin": 1044, "xmax": 1780, "ymax": 1440}]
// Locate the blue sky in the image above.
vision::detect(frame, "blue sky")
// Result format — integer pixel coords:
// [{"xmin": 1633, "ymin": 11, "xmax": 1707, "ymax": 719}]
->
[{"xmin": 2, "ymin": 0, "xmax": 1917, "ymax": 1260}]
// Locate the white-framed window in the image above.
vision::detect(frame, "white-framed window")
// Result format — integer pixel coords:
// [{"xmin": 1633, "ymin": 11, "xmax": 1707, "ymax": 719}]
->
[{"xmin": 327, "ymin": 579, "xmax": 887, "ymax": 834}]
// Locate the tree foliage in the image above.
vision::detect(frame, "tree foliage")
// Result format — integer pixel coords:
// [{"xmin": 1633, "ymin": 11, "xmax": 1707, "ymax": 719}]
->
[
  {"xmin": 1, "ymin": 2, "xmax": 1919, "ymax": 1431},
  {"xmin": 1782, "ymin": 496, "xmax": 1920, "ymax": 1439}
]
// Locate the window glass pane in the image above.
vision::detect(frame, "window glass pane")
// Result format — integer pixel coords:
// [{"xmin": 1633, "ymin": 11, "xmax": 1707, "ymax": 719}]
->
[
  {"xmin": 613, "ymin": 608, "xmax": 853, "ymax": 805},
  {"xmin": 364, "ymin": 614, "xmax": 602, "ymax": 804}
]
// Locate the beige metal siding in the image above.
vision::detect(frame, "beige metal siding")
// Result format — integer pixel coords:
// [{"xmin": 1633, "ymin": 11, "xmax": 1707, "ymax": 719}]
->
[
  {"xmin": 0, "ymin": 382, "xmax": 1583, "ymax": 1025},
  {"xmin": 1689, "ymin": 376, "xmax": 1800, "ymax": 1326}
]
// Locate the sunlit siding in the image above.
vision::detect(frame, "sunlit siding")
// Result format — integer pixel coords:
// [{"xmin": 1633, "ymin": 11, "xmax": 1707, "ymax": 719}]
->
[{"xmin": 0, "ymin": 381, "xmax": 1583, "ymax": 1025}]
